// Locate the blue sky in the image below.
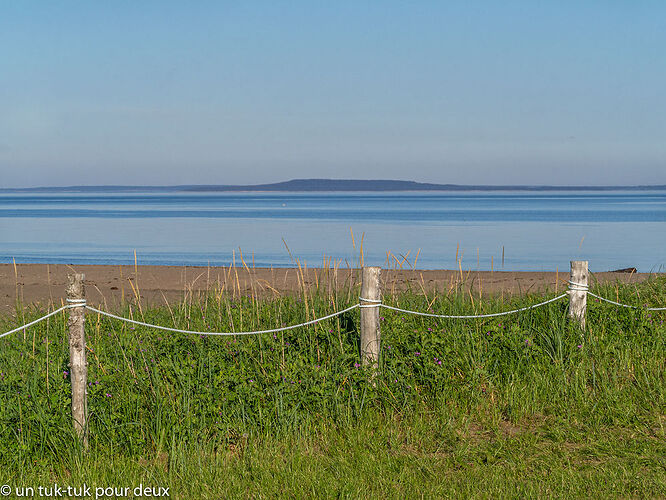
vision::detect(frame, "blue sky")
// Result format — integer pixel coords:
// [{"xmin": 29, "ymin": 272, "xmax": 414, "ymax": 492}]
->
[{"xmin": 1, "ymin": 1, "xmax": 664, "ymax": 187}]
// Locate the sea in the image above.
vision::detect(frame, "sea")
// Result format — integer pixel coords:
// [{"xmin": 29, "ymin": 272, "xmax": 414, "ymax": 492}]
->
[{"xmin": 1, "ymin": 190, "xmax": 665, "ymax": 272}]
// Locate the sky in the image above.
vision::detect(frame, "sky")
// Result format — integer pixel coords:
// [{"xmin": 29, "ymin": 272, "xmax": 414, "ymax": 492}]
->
[{"xmin": 1, "ymin": 1, "xmax": 665, "ymax": 187}]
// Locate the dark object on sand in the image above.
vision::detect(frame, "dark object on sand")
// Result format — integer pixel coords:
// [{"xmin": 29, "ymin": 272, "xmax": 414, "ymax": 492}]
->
[{"xmin": 611, "ymin": 267, "xmax": 637, "ymax": 273}]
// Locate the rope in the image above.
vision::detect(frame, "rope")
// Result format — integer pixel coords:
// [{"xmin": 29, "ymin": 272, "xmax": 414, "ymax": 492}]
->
[
  {"xmin": 564, "ymin": 280, "xmax": 665, "ymax": 311},
  {"xmin": 2, "ymin": 287, "xmax": 661, "ymax": 341},
  {"xmin": 588, "ymin": 292, "xmax": 666, "ymax": 311},
  {"xmin": 569, "ymin": 273, "xmax": 665, "ymax": 311},
  {"xmin": 359, "ymin": 296, "xmax": 381, "ymax": 308},
  {"xmin": 0, "ymin": 305, "xmax": 71, "ymax": 339},
  {"xmin": 567, "ymin": 281, "xmax": 589, "ymax": 292},
  {"xmin": 379, "ymin": 293, "xmax": 568, "ymax": 319},
  {"xmin": 85, "ymin": 304, "xmax": 360, "ymax": 336}
]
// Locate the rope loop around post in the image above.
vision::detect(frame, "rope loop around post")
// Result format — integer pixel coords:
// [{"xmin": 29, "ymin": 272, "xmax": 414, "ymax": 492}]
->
[
  {"xmin": 66, "ymin": 298, "xmax": 87, "ymax": 306},
  {"xmin": 567, "ymin": 280, "xmax": 589, "ymax": 293},
  {"xmin": 359, "ymin": 296, "xmax": 382, "ymax": 308}
]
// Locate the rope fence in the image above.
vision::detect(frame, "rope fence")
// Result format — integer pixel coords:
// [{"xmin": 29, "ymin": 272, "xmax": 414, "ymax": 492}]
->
[
  {"xmin": 85, "ymin": 304, "xmax": 360, "ymax": 336},
  {"xmin": 588, "ymin": 292, "xmax": 666, "ymax": 311},
  {"xmin": 1, "ymin": 262, "xmax": 663, "ymax": 451},
  {"xmin": 376, "ymin": 294, "xmax": 568, "ymax": 319},
  {"xmin": 0, "ymin": 290, "xmax": 579, "ymax": 340},
  {"xmin": 0, "ymin": 304, "xmax": 75, "ymax": 340},
  {"xmin": 1, "ymin": 280, "xmax": 662, "ymax": 340}
]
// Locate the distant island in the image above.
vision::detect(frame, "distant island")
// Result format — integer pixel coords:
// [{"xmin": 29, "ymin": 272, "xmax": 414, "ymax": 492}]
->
[
  {"xmin": 2, "ymin": 179, "xmax": 666, "ymax": 192},
  {"xmin": 183, "ymin": 179, "xmax": 666, "ymax": 192}
]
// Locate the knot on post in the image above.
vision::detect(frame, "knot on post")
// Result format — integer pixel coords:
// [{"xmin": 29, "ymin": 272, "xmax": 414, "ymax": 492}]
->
[
  {"xmin": 66, "ymin": 298, "xmax": 87, "ymax": 307},
  {"xmin": 567, "ymin": 281, "xmax": 589, "ymax": 293},
  {"xmin": 359, "ymin": 297, "xmax": 382, "ymax": 308}
]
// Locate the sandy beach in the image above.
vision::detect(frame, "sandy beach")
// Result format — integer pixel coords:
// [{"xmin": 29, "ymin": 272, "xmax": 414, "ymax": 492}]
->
[{"xmin": 0, "ymin": 263, "xmax": 655, "ymax": 314}]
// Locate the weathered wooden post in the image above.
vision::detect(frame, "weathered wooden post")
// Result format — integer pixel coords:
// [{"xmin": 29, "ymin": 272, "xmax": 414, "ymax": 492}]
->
[
  {"xmin": 569, "ymin": 261, "xmax": 588, "ymax": 330},
  {"xmin": 360, "ymin": 266, "xmax": 381, "ymax": 367},
  {"xmin": 67, "ymin": 273, "xmax": 88, "ymax": 449}
]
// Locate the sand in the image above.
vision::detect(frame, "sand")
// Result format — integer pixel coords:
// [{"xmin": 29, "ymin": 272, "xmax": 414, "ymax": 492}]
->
[{"xmin": 0, "ymin": 263, "xmax": 656, "ymax": 314}]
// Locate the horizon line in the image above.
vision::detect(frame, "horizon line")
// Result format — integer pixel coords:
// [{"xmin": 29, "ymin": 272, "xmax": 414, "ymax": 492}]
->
[{"xmin": 2, "ymin": 178, "xmax": 666, "ymax": 192}]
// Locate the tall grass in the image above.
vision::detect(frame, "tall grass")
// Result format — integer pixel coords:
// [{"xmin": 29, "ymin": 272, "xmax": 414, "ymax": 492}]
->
[{"xmin": 0, "ymin": 270, "xmax": 664, "ymax": 497}]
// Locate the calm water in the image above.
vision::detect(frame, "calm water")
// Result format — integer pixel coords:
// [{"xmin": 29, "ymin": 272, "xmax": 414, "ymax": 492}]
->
[{"xmin": 1, "ymin": 191, "xmax": 665, "ymax": 271}]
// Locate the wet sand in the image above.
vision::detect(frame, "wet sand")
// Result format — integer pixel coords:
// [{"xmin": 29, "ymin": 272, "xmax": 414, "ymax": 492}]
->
[{"xmin": 0, "ymin": 263, "xmax": 656, "ymax": 314}]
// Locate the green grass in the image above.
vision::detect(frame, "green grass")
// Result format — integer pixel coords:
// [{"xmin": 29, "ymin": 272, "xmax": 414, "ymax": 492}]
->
[{"xmin": 0, "ymin": 274, "xmax": 664, "ymax": 498}]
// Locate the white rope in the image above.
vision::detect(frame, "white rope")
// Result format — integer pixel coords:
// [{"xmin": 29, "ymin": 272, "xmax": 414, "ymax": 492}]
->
[
  {"xmin": 0, "ymin": 305, "xmax": 71, "ymax": 339},
  {"xmin": 565, "ymin": 276, "xmax": 665, "ymax": 311},
  {"xmin": 588, "ymin": 292, "xmax": 666, "ymax": 311},
  {"xmin": 379, "ymin": 293, "xmax": 568, "ymax": 319},
  {"xmin": 567, "ymin": 281, "xmax": 589, "ymax": 292},
  {"xmin": 359, "ymin": 296, "xmax": 382, "ymax": 308},
  {"xmin": 2, "ymin": 287, "xmax": 661, "ymax": 341},
  {"xmin": 85, "ymin": 304, "xmax": 360, "ymax": 336}
]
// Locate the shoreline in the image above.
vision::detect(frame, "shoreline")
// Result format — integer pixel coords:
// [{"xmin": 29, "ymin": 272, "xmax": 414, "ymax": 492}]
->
[{"xmin": 0, "ymin": 263, "xmax": 656, "ymax": 314}]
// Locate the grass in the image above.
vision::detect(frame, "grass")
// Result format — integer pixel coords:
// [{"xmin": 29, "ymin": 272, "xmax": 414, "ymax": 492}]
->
[{"xmin": 0, "ymin": 270, "xmax": 664, "ymax": 498}]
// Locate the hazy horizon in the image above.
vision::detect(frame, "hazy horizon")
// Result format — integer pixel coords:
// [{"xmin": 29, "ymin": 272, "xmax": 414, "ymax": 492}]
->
[
  {"xmin": 2, "ymin": 2, "xmax": 665, "ymax": 187},
  {"xmin": 3, "ymin": 178, "xmax": 666, "ymax": 191}
]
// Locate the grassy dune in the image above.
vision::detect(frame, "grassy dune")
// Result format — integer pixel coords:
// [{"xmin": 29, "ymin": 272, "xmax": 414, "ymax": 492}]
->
[{"xmin": 0, "ymin": 273, "xmax": 664, "ymax": 498}]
